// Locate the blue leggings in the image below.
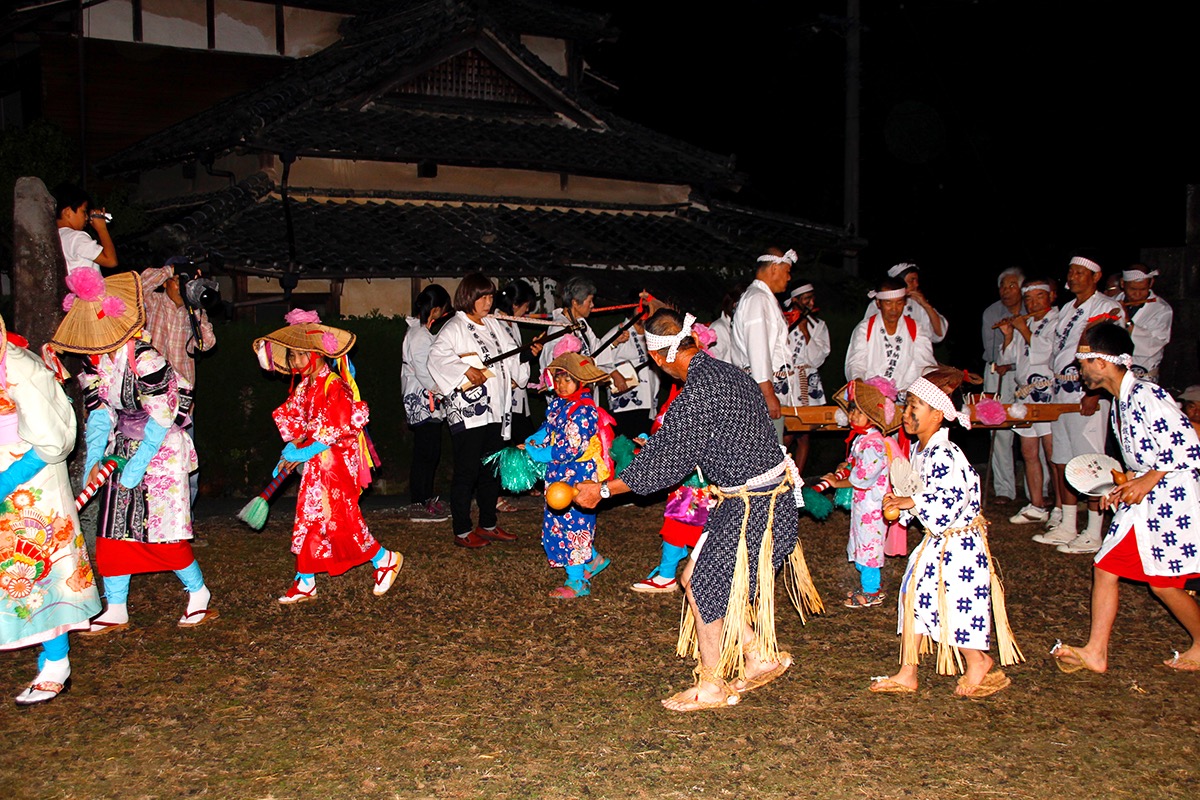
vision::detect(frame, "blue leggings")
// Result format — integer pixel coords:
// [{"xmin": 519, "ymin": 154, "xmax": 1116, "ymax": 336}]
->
[
  {"xmin": 295, "ymin": 547, "xmax": 388, "ymax": 582},
  {"xmin": 39, "ymin": 633, "xmax": 69, "ymax": 668},
  {"xmin": 856, "ymin": 563, "xmax": 881, "ymax": 594},
  {"xmin": 104, "ymin": 560, "xmax": 206, "ymax": 603}
]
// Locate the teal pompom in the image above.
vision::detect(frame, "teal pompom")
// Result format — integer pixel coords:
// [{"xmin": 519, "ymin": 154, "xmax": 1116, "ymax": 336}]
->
[
  {"xmin": 834, "ymin": 486, "xmax": 853, "ymax": 511},
  {"xmin": 611, "ymin": 435, "xmax": 637, "ymax": 475},
  {"xmin": 800, "ymin": 486, "xmax": 833, "ymax": 520},
  {"xmin": 483, "ymin": 446, "xmax": 542, "ymax": 492}
]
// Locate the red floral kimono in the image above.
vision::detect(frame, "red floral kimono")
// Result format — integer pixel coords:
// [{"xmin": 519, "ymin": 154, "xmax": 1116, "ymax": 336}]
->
[{"xmin": 273, "ymin": 364, "xmax": 380, "ymax": 575}]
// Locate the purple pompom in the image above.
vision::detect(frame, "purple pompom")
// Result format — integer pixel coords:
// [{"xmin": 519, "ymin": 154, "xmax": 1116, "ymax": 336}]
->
[{"xmin": 62, "ymin": 293, "xmax": 77, "ymax": 312}]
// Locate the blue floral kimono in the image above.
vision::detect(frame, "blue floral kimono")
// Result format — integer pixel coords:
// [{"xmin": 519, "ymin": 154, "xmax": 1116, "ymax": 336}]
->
[{"xmin": 541, "ymin": 391, "xmax": 606, "ymax": 568}]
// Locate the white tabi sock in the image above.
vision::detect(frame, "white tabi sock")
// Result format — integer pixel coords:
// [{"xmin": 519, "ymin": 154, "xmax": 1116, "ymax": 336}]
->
[
  {"xmin": 36, "ymin": 656, "xmax": 71, "ymax": 686},
  {"xmin": 186, "ymin": 585, "xmax": 211, "ymax": 616},
  {"xmin": 93, "ymin": 603, "xmax": 129, "ymax": 626}
]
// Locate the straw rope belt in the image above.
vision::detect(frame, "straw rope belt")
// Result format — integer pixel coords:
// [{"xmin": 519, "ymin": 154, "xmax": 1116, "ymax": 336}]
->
[
  {"xmin": 900, "ymin": 514, "xmax": 1024, "ymax": 675},
  {"xmin": 676, "ymin": 474, "xmax": 824, "ymax": 681}
]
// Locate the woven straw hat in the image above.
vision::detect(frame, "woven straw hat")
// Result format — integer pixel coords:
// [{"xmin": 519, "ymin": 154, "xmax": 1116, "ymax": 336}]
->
[
  {"xmin": 49, "ymin": 272, "xmax": 146, "ymax": 355},
  {"xmin": 834, "ymin": 378, "xmax": 901, "ymax": 434},
  {"xmin": 547, "ymin": 352, "xmax": 610, "ymax": 385},
  {"xmin": 0, "ymin": 313, "xmax": 7, "ymax": 363},
  {"xmin": 253, "ymin": 321, "xmax": 355, "ymax": 373}
]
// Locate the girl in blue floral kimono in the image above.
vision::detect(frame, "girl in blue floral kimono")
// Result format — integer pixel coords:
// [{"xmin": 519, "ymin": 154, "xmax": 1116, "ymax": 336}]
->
[{"xmin": 527, "ymin": 353, "xmax": 615, "ymax": 598}]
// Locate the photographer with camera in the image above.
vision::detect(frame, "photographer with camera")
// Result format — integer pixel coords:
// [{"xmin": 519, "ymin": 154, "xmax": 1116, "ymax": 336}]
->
[{"xmin": 142, "ymin": 259, "xmax": 218, "ymax": 509}]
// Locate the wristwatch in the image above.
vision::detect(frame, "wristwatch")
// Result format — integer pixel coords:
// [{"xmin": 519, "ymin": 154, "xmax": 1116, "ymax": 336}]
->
[{"xmin": 599, "ymin": 480, "xmax": 611, "ymax": 499}]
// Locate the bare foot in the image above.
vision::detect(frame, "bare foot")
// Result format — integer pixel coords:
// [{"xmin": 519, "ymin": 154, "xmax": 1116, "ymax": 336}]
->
[
  {"xmin": 732, "ymin": 651, "xmax": 793, "ymax": 694},
  {"xmin": 1163, "ymin": 646, "xmax": 1200, "ymax": 672},
  {"xmin": 1051, "ymin": 641, "xmax": 1107, "ymax": 673},
  {"xmin": 661, "ymin": 678, "xmax": 739, "ymax": 711},
  {"xmin": 954, "ymin": 652, "xmax": 995, "ymax": 697},
  {"xmin": 868, "ymin": 672, "xmax": 917, "ymax": 693}
]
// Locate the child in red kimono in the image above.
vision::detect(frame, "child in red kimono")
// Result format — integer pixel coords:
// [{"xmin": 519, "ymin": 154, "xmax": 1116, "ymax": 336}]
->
[{"xmin": 253, "ymin": 310, "xmax": 401, "ymax": 604}]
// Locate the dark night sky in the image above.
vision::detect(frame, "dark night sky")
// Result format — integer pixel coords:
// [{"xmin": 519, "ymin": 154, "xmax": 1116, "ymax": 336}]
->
[{"xmin": 575, "ymin": 1, "xmax": 1194, "ymax": 282}]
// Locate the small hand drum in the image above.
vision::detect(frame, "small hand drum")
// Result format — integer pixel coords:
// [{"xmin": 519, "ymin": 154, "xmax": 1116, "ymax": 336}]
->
[
  {"xmin": 545, "ymin": 481, "xmax": 578, "ymax": 511},
  {"xmin": 1065, "ymin": 453, "xmax": 1124, "ymax": 496}
]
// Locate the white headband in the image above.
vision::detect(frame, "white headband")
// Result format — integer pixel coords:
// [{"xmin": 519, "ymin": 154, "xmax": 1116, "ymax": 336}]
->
[
  {"xmin": 887, "ymin": 262, "xmax": 918, "ymax": 278},
  {"xmin": 1076, "ymin": 350, "xmax": 1133, "ymax": 368},
  {"xmin": 869, "ymin": 288, "xmax": 907, "ymax": 301},
  {"xmin": 908, "ymin": 377, "xmax": 972, "ymax": 430},
  {"xmin": 789, "ymin": 283, "xmax": 815, "ymax": 299},
  {"xmin": 1121, "ymin": 268, "xmax": 1158, "ymax": 281},
  {"xmin": 645, "ymin": 313, "xmax": 696, "ymax": 363},
  {"xmin": 757, "ymin": 249, "xmax": 797, "ymax": 266},
  {"xmin": 1021, "ymin": 281, "xmax": 1051, "ymax": 295},
  {"xmin": 1069, "ymin": 256, "xmax": 1102, "ymax": 273}
]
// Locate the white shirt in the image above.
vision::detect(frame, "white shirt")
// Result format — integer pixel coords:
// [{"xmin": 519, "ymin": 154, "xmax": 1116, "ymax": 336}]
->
[
  {"xmin": 1000, "ymin": 308, "xmax": 1058, "ymax": 403},
  {"xmin": 58, "ymin": 228, "xmax": 102, "ymax": 274},
  {"xmin": 1051, "ymin": 292, "xmax": 1125, "ymax": 402},
  {"xmin": 861, "ymin": 297, "xmax": 949, "ymax": 343},
  {"xmin": 731, "ymin": 280, "xmax": 790, "ymax": 384},
  {"xmin": 429, "ymin": 312, "xmax": 529, "ymax": 439},
  {"xmin": 400, "ymin": 318, "xmax": 443, "ymax": 425},
  {"xmin": 707, "ymin": 313, "xmax": 734, "ymax": 364},
  {"xmin": 844, "ymin": 313, "xmax": 936, "ymax": 391},
  {"xmin": 604, "ymin": 325, "xmax": 659, "ymax": 419},
  {"xmin": 1117, "ymin": 291, "xmax": 1173, "ymax": 381},
  {"xmin": 787, "ymin": 317, "xmax": 830, "ymax": 405}
]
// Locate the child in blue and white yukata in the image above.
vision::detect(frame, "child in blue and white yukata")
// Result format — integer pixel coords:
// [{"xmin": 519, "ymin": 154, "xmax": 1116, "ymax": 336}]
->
[
  {"xmin": 822, "ymin": 378, "xmax": 903, "ymax": 608},
  {"xmin": 526, "ymin": 352, "xmax": 615, "ymax": 598},
  {"xmin": 871, "ymin": 368, "xmax": 1023, "ymax": 698}
]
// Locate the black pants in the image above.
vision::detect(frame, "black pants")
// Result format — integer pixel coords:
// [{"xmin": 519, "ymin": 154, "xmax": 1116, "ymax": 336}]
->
[
  {"xmin": 450, "ymin": 422, "xmax": 502, "ymax": 536},
  {"xmin": 409, "ymin": 421, "xmax": 443, "ymax": 505}
]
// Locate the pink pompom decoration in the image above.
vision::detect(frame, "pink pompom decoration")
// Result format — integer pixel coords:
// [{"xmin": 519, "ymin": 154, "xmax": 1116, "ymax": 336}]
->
[
  {"xmin": 100, "ymin": 295, "xmax": 126, "ymax": 318},
  {"xmin": 64, "ymin": 267, "xmax": 106, "ymax": 302},
  {"xmin": 864, "ymin": 375, "xmax": 899, "ymax": 401},
  {"xmin": 321, "ymin": 332, "xmax": 339, "ymax": 353},
  {"xmin": 552, "ymin": 334, "xmax": 582, "ymax": 358},
  {"xmin": 882, "ymin": 397, "xmax": 896, "ymax": 425},
  {"xmin": 285, "ymin": 308, "xmax": 321, "ymax": 325},
  {"xmin": 692, "ymin": 322, "xmax": 716, "ymax": 349},
  {"xmin": 975, "ymin": 397, "xmax": 1007, "ymax": 426},
  {"xmin": 62, "ymin": 293, "xmax": 77, "ymax": 312}
]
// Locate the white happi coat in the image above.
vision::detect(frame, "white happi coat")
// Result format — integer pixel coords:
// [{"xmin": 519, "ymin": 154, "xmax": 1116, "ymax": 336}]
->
[
  {"xmin": 1096, "ymin": 371, "xmax": 1200, "ymax": 578},
  {"xmin": 898, "ymin": 429, "xmax": 993, "ymax": 651},
  {"xmin": 1116, "ymin": 291, "xmax": 1173, "ymax": 382},
  {"xmin": 604, "ymin": 325, "xmax": 659, "ymax": 419},
  {"xmin": 1000, "ymin": 308, "xmax": 1059, "ymax": 404},
  {"xmin": 707, "ymin": 313, "xmax": 734, "ymax": 364},
  {"xmin": 501, "ymin": 319, "xmax": 531, "ymax": 416},
  {"xmin": 539, "ymin": 309, "xmax": 614, "ymax": 375},
  {"xmin": 428, "ymin": 312, "xmax": 529, "ymax": 439},
  {"xmin": 731, "ymin": 280, "xmax": 796, "ymax": 403},
  {"xmin": 787, "ymin": 317, "xmax": 830, "ymax": 405},
  {"xmin": 861, "ymin": 297, "xmax": 949, "ymax": 343},
  {"xmin": 400, "ymin": 318, "xmax": 444, "ymax": 426},
  {"xmin": 844, "ymin": 313, "xmax": 935, "ymax": 391},
  {"xmin": 1051, "ymin": 292, "xmax": 1125, "ymax": 403}
]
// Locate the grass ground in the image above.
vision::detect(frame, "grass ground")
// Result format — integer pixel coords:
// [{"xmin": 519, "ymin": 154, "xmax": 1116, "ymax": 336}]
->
[{"xmin": 3, "ymin": 495, "xmax": 1198, "ymax": 799}]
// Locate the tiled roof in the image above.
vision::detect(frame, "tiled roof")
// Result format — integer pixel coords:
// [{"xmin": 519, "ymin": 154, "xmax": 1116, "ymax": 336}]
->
[
  {"xmin": 130, "ymin": 174, "xmax": 860, "ymax": 278},
  {"xmin": 98, "ymin": 0, "xmax": 724, "ymax": 186}
]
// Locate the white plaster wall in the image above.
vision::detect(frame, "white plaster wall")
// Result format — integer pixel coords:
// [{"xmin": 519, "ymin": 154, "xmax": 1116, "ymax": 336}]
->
[
  {"xmin": 520, "ymin": 35, "xmax": 567, "ymax": 76},
  {"xmin": 84, "ymin": 0, "xmax": 134, "ymax": 42}
]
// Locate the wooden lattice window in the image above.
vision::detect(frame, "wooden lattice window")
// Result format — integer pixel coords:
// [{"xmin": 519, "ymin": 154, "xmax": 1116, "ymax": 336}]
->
[{"xmin": 394, "ymin": 50, "xmax": 539, "ymax": 105}]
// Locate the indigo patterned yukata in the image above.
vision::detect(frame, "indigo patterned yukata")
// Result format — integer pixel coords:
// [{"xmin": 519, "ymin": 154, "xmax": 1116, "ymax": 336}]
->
[
  {"xmin": 897, "ymin": 429, "xmax": 992, "ymax": 652},
  {"xmin": 621, "ymin": 353, "xmax": 799, "ymax": 624},
  {"xmin": 1096, "ymin": 372, "xmax": 1200, "ymax": 578},
  {"xmin": 848, "ymin": 430, "xmax": 892, "ymax": 570},
  {"xmin": 541, "ymin": 392, "xmax": 603, "ymax": 568},
  {"xmin": 273, "ymin": 364, "xmax": 380, "ymax": 576}
]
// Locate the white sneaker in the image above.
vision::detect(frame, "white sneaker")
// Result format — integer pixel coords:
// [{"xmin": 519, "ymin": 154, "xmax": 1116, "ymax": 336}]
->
[
  {"xmin": 1009, "ymin": 504, "xmax": 1050, "ymax": 524},
  {"xmin": 1057, "ymin": 532, "xmax": 1101, "ymax": 554},
  {"xmin": 1045, "ymin": 507, "xmax": 1063, "ymax": 530},
  {"xmin": 1033, "ymin": 525, "xmax": 1076, "ymax": 545}
]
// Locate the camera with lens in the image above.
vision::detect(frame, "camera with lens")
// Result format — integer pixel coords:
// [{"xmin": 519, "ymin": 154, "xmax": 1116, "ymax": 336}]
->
[{"xmin": 174, "ymin": 270, "xmax": 221, "ymax": 312}]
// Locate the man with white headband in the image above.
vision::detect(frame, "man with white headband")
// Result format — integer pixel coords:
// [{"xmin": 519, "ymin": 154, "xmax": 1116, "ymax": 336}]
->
[
  {"xmin": 1116, "ymin": 264, "xmax": 1173, "ymax": 384},
  {"xmin": 860, "ymin": 263, "xmax": 949, "ymax": 343},
  {"xmin": 576, "ymin": 308, "xmax": 819, "ymax": 711},
  {"xmin": 1039, "ymin": 255, "xmax": 1125, "ymax": 554},
  {"xmin": 1051, "ymin": 323, "xmax": 1200, "ymax": 675},
  {"xmin": 785, "ymin": 283, "xmax": 830, "ymax": 473},
  {"xmin": 981, "ymin": 267, "xmax": 1024, "ymax": 502},
  {"xmin": 706, "ymin": 283, "xmax": 743, "ymax": 365},
  {"xmin": 871, "ymin": 368, "xmax": 1022, "ymax": 696},
  {"xmin": 845, "ymin": 277, "xmax": 935, "ymax": 391},
  {"xmin": 732, "ymin": 247, "xmax": 798, "ymax": 442},
  {"xmin": 999, "ymin": 278, "xmax": 1059, "ymax": 524}
]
